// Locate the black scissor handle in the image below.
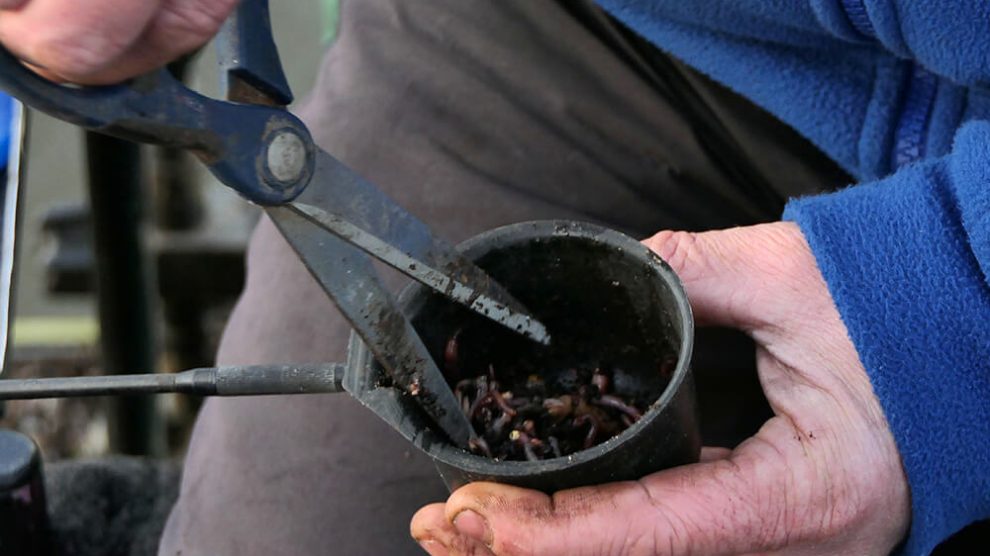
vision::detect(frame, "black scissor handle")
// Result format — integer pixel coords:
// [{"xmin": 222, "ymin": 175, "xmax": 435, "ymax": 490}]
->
[{"xmin": 0, "ymin": 0, "xmax": 311, "ymax": 205}]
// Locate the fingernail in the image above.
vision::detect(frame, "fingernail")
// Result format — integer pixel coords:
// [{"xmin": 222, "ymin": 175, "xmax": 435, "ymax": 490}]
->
[
  {"xmin": 418, "ymin": 539, "xmax": 449, "ymax": 556},
  {"xmin": 453, "ymin": 509, "xmax": 492, "ymax": 546}
]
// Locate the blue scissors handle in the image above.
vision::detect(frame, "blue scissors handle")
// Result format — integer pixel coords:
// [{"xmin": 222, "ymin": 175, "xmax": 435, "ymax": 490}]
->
[{"xmin": 0, "ymin": 0, "xmax": 311, "ymax": 206}]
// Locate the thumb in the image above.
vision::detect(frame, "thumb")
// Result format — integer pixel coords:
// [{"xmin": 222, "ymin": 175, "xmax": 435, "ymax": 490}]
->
[
  {"xmin": 642, "ymin": 222, "xmax": 820, "ymax": 332},
  {"xmin": 415, "ymin": 436, "xmax": 809, "ymax": 556}
]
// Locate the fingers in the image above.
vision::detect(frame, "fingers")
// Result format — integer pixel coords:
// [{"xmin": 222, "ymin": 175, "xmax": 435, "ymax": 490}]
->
[
  {"xmin": 411, "ymin": 446, "xmax": 740, "ymax": 556},
  {"xmin": 77, "ymin": 0, "xmax": 239, "ymax": 84},
  {"xmin": 641, "ymin": 222, "xmax": 824, "ymax": 333},
  {"xmin": 0, "ymin": 0, "xmax": 237, "ymax": 84},
  {"xmin": 0, "ymin": 0, "xmax": 162, "ymax": 81},
  {"xmin": 412, "ymin": 443, "xmax": 808, "ymax": 556},
  {"xmin": 643, "ymin": 223, "xmax": 864, "ymax": 395},
  {"xmin": 413, "ymin": 503, "xmax": 495, "ymax": 556}
]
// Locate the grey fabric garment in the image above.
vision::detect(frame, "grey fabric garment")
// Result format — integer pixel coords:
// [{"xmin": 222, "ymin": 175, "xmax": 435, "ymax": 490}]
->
[{"xmin": 159, "ymin": 0, "xmax": 848, "ymax": 554}]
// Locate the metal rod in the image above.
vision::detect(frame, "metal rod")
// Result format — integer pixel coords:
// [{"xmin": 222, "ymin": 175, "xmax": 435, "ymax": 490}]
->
[{"xmin": 0, "ymin": 363, "xmax": 346, "ymax": 400}]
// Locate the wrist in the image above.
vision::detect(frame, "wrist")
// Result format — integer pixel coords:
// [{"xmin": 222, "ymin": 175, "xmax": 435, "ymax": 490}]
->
[{"xmin": 784, "ymin": 154, "xmax": 990, "ymax": 554}]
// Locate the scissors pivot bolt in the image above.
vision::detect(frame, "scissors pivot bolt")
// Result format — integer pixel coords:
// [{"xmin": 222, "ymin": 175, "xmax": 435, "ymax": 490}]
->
[{"xmin": 265, "ymin": 130, "xmax": 308, "ymax": 185}]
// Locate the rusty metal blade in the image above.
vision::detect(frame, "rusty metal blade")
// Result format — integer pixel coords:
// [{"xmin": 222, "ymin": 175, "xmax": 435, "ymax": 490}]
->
[
  {"xmin": 289, "ymin": 150, "xmax": 549, "ymax": 345},
  {"xmin": 266, "ymin": 206, "xmax": 476, "ymax": 447}
]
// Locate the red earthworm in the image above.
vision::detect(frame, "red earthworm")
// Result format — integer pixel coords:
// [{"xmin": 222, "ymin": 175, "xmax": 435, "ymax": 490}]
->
[
  {"xmin": 454, "ymin": 378, "xmax": 474, "ymax": 395},
  {"xmin": 507, "ymin": 396, "xmax": 531, "ymax": 409},
  {"xmin": 595, "ymin": 394, "xmax": 643, "ymax": 420},
  {"xmin": 444, "ymin": 329, "xmax": 462, "ymax": 377},
  {"xmin": 491, "ymin": 412, "xmax": 513, "ymax": 437},
  {"xmin": 469, "ymin": 436, "xmax": 492, "ymax": 458},
  {"xmin": 454, "ymin": 378, "xmax": 474, "ymax": 416},
  {"xmin": 474, "ymin": 375, "xmax": 489, "ymax": 399},
  {"xmin": 573, "ymin": 397, "xmax": 595, "ymax": 418},
  {"xmin": 542, "ymin": 396, "xmax": 573, "ymax": 419},
  {"xmin": 490, "ymin": 387, "xmax": 517, "ymax": 417},
  {"xmin": 523, "ymin": 442, "xmax": 538, "ymax": 462},
  {"xmin": 573, "ymin": 413, "xmax": 602, "ymax": 450},
  {"xmin": 469, "ymin": 393, "xmax": 492, "ymax": 420},
  {"xmin": 510, "ymin": 430, "xmax": 540, "ymax": 462}
]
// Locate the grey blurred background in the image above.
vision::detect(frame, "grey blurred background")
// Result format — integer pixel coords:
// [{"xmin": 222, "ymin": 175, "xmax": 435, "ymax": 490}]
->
[
  {"xmin": 1, "ymin": 5, "xmax": 348, "ymax": 554},
  {"xmin": 4, "ymin": 0, "xmax": 337, "ymax": 460}
]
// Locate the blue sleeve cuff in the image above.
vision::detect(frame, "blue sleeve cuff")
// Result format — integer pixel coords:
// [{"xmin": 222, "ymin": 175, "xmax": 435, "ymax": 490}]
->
[{"xmin": 783, "ymin": 121, "xmax": 990, "ymax": 555}]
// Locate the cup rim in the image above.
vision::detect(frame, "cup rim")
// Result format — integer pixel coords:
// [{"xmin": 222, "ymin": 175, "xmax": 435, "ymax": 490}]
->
[{"xmin": 395, "ymin": 220, "xmax": 696, "ymax": 475}]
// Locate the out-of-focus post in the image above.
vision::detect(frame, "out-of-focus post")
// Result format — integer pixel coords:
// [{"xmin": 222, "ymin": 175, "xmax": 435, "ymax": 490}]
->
[{"xmin": 85, "ymin": 132, "xmax": 164, "ymax": 456}]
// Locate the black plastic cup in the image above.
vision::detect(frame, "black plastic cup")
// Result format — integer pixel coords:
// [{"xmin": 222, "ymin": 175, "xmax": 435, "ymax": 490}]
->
[{"xmin": 352, "ymin": 220, "xmax": 699, "ymax": 492}]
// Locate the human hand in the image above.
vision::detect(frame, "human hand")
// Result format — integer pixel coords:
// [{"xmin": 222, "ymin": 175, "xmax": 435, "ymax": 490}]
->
[
  {"xmin": 411, "ymin": 222, "xmax": 911, "ymax": 555},
  {"xmin": 0, "ymin": 0, "xmax": 238, "ymax": 84}
]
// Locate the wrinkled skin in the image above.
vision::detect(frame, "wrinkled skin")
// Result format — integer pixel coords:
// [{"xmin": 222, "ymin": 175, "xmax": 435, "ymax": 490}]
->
[
  {"xmin": 0, "ymin": 0, "xmax": 238, "ymax": 84},
  {"xmin": 411, "ymin": 222, "xmax": 911, "ymax": 556}
]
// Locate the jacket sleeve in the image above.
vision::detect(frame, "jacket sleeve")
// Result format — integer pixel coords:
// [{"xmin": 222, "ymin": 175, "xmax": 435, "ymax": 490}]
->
[
  {"xmin": 809, "ymin": 0, "xmax": 990, "ymax": 86},
  {"xmin": 598, "ymin": 1, "xmax": 990, "ymax": 86},
  {"xmin": 783, "ymin": 120, "xmax": 990, "ymax": 555}
]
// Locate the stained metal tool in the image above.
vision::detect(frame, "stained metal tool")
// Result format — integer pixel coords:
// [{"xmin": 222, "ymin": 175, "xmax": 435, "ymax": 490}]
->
[
  {"xmin": 0, "ymin": 0, "xmax": 551, "ymax": 448},
  {"xmin": 0, "ymin": 364, "xmax": 346, "ymax": 399}
]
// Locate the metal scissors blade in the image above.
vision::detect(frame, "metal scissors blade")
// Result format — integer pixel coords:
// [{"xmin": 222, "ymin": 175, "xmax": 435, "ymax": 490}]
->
[
  {"xmin": 218, "ymin": 1, "xmax": 548, "ymax": 345},
  {"xmin": 266, "ymin": 206, "xmax": 476, "ymax": 446},
  {"xmin": 286, "ymin": 150, "xmax": 549, "ymax": 345}
]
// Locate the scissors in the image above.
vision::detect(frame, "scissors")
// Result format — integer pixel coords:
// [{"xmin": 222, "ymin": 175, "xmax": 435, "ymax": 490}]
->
[{"xmin": 0, "ymin": 0, "xmax": 550, "ymax": 449}]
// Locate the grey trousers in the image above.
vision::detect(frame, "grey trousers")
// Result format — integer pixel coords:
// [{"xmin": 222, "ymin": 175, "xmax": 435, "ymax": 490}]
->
[{"xmin": 158, "ymin": 1, "xmax": 847, "ymax": 554}]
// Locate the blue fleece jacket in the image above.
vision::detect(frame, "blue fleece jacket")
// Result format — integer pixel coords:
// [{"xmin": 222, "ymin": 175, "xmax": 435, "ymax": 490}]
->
[
  {"xmin": 594, "ymin": 1, "xmax": 990, "ymax": 554},
  {"xmin": 0, "ymin": 93, "xmax": 11, "ymax": 173}
]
